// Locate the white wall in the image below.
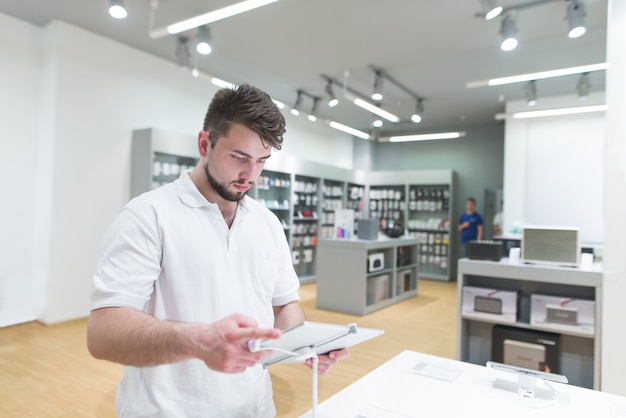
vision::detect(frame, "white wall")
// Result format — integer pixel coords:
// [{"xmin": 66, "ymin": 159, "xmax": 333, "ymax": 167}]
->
[
  {"xmin": 601, "ymin": 0, "xmax": 626, "ymax": 396},
  {"xmin": 502, "ymin": 93, "xmax": 606, "ymax": 244},
  {"xmin": 0, "ymin": 14, "xmax": 43, "ymax": 326},
  {"xmin": 0, "ymin": 15, "xmax": 354, "ymax": 326}
]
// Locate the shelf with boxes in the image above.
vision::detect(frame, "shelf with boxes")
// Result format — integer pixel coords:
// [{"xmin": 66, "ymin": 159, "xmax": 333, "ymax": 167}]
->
[
  {"xmin": 316, "ymin": 236, "xmax": 419, "ymax": 315},
  {"xmin": 291, "ymin": 175, "xmax": 320, "ymax": 280},
  {"xmin": 406, "ymin": 185, "xmax": 452, "ymax": 281},
  {"xmin": 456, "ymin": 258, "xmax": 602, "ymax": 390},
  {"xmin": 256, "ymin": 170, "xmax": 292, "ymax": 238},
  {"xmin": 320, "ymin": 179, "xmax": 345, "ymax": 239},
  {"xmin": 346, "ymin": 183, "xmax": 365, "ymax": 234},
  {"xmin": 368, "ymin": 185, "xmax": 406, "ymax": 238}
]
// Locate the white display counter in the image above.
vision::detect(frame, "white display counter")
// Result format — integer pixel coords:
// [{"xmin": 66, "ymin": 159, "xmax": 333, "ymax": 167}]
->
[{"xmin": 301, "ymin": 350, "xmax": 626, "ymax": 418}]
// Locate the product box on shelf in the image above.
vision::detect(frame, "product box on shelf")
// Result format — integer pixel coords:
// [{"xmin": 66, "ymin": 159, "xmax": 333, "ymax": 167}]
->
[
  {"xmin": 461, "ymin": 286, "xmax": 519, "ymax": 324},
  {"xmin": 367, "ymin": 274, "xmax": 390, "ymax": 305},
  {"xmin": 530, "ymin": 294, "xmax": 595, "ymax": 336}
]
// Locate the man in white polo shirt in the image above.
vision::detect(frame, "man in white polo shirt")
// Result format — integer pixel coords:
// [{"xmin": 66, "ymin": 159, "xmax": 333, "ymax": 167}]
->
[{"xmin": 87, "ymin": 84, "xmax": 347, "ymax": 417}]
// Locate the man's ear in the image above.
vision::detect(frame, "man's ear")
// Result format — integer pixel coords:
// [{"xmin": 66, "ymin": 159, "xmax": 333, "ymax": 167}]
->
[{"xmin": 198, "ymin": 130, "xmax": 210, "ymax": 157}]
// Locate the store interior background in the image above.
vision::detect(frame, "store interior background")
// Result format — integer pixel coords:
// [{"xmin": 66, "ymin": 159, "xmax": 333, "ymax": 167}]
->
[{"xmin": 0, "ymin": 0, "xmax": 624, "ymax": 396}]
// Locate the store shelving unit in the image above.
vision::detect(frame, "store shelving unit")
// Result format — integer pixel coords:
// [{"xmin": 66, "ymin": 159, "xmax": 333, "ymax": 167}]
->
[
  {"xmin": 291, "ymin": 175, "xmax": 320, "ymax": 281},
  {"xmin": 346, "ymin": 183, "xmax": 365, "ymax": 234},
  {"xmin": 130, "ymin": 128, "xmax": 199, "ymax": 198},
  {"xmin": 407, "ymin": 185, "xmax": 452, "ymax": 281},
  {"xmin": 316, "ymin": 237, "xmax": 419, "ymax": 315},
  {"xmin": 320, "ymin": 179, "xmax": 345, "ymax": 239},
  {"xmin": 256, "ymin": 169, "xmax": 291, "ymax": 240},
  {"xmin": 456, "ymin": 258, "xmax": 602, "ymax": 390},
  {"xmin": 367, "ymin": 184, "xmax": 406, "ymax": 233}
]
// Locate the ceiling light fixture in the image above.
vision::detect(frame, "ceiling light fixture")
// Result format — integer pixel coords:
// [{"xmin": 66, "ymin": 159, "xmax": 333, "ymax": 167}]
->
[
  {"xmin": 272, "ymin": 99, "xmax": 285, "ymax": 109},
  {"xmin": 524, "ymin": 80, "xmax": 538, "ymax": 106},
  {"xmin": 372, "ymin": 119, "xmax": 383, "ymax": 128},
  {"xmin": 325, "ymin": 80, "xmax": 339, "ymax": 107},
  {"xmin": 500, "ymin": 14, "xmax": 518, "ymax": 51},
  {"xmin": 329, "ymin": 121, "xmax": 370, "ymax": 140},
  {"xmin": 323, "ymin": 73, "xmax": 402, "ymax": 123},
  {"xmin": 211, "ymin": 77, "xmax": 235, "ymax": 89},
  {"xmin": 308, "ymin": 98, "xmax": 320, "ymax": 122},
  {"xmin": 577, "ymin": 72, "xmax": 591, "ymax": 100},
  {"xmin": 371, "ymin": 71, "xmax": 383, "ymax": 101},
  {"xmin": 411, "ymin": 99, "xmax": 424, "ymax": 123},
  {"xmin": 108, "ymin": 0, "xmax": 128, "ymax": 19},
  {"xmin": 291, "ymin": 90, "xmax": 303, "ymax": 116},
  {"xmin": 567, "ymin": 0, "xmax": 587, "ymax": 38},
  {"xmin": 352, "ymin": 96, "xmax": 400, "ymax": 123},
  {"xmin": 150, "ymin": 0, "xmax": 280, "ymax": 38},
  {"xmin": 196, "ymin": 26, "xmax": 212, "ymax": 55},
  {"xmin": 495, "ymin": 104, "xmax": 607, "ymax": 120},
  {"xmin": 482, "ymin": 0, "xmax": 503, "ymax": 20},
  {"xmin": 387, "ymin": 132, "xmax": 466, "ymax": 142},
  {"xmin": 466, "ymin": 63, "xmax": 608, "ymax": 88}
]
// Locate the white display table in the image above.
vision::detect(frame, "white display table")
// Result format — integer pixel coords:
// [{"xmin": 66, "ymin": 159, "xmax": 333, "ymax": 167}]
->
[{"xmin": 301, "ymin": 350, "xmax": 626, "ymax": 417}]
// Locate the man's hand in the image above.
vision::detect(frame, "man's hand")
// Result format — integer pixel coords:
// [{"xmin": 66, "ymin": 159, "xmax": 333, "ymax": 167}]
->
[
  {"xmin": 305, "ymin": 348, "xmax": 350, "ymax": 376},
  {"xmin": 195, "ymin": 313, "xmax": 282, "ymax": 373}
]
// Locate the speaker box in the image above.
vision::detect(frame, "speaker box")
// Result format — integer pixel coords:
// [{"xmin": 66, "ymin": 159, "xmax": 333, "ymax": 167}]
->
[
  {"xmin": 492, "ymin": 325, "xmax": 560, "ymax": 373},
  {"xmin": 358, "ymin": 218, "xmax": 379, "ymax": 240},
  {"xmin": 522, "ymin": 225, "xmax": 580, "ymax": 267},
  {"xmin": 467, "ymin": 240, "xmax": 503, "ymax": 261}
]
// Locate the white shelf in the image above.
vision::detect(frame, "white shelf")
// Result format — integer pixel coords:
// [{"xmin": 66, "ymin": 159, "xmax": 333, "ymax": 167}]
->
[{"xmin": 457, "ymin": 258, "xmax": 602, "ymax": 390}]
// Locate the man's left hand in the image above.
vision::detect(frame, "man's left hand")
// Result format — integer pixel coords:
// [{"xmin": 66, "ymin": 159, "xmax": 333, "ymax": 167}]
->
[{"xmin": 305, "ymin": 348, "xmax": 349, "ymax": 375}]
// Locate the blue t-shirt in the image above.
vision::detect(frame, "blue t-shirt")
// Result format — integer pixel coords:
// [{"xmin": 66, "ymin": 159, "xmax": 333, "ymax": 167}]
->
[{"xmin": 459, "ymin": 212, "xmax": 483, "ymax": 243}]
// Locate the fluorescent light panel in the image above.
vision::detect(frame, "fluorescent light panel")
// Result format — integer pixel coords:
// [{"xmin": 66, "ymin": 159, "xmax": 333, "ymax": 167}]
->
[
  {"xmin": 511, "ymin": 104, "xmax": 607, "ymax": 119},
  {"xmin": 329, "ymin": 121, "xmax": 370, "ymax": 140},
  {"xmin": 353, "ymin": 98, "xmax": 400, "ymax": 123},
  {"xmin": 467, "ymin": 63, "xmax": 608, "ymax": 88},
  {"xmin": 150, "ymin": 0, "xmax": 280, "ymax": 38},
  {"xmin": 388, "ymin": 132, "xmax": 465, "ymax": 142},
  {"xmin": 211, "ymin": 77, "xmax": 235, "ymax": 89}
]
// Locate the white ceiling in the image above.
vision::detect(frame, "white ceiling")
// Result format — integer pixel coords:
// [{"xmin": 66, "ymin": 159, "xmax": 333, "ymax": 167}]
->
[{"xmin": 0, "ymin": 0, "xmax": 608, "ymax": 137}]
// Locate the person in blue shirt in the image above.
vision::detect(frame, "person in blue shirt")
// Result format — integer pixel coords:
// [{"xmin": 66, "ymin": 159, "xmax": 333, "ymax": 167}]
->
[{"xmin": 458, "ymin": 197, "xmax": 483, "ymax": 256}]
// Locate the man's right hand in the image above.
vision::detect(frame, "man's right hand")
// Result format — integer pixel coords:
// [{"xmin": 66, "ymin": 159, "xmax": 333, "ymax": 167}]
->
[{"xmin": 193, "ymin": 313, "xmax": 282, "ymax": 373}]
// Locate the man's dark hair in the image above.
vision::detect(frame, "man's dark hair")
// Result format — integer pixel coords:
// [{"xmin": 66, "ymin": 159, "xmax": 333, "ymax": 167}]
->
[
  {"xmin": 203, "ymin": 83, "xmax": 286, "ymax": 150},
  {"xmin": 466, "ymin": 197, "xmax": 476, "ymax": 204}
]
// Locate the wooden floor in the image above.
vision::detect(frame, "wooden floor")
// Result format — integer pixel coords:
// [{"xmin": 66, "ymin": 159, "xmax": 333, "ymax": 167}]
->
[{"xmin": 0, "ymin": 280, "xmax": 457, "ymax": 417}]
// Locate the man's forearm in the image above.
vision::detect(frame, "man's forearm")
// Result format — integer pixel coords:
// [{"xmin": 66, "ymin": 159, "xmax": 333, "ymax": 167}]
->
[{"xmin": 87, "ymin": 307, "xmax": 197, "ymax": 367}]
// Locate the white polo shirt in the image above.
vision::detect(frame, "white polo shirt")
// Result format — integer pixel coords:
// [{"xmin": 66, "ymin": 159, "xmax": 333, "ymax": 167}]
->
[{"xmin": 91, "ymin": 171, "xmax": 300, "ymax": 418}]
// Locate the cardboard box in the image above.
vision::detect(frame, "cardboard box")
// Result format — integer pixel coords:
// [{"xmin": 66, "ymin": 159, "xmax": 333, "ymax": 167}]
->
[
  {"xmin": 461, "ymin": 286, "xmax": 519, "ymax": 324},
  {"xmin": 530, "ymin": 294, "xmax": 595, "ymax": 336}
]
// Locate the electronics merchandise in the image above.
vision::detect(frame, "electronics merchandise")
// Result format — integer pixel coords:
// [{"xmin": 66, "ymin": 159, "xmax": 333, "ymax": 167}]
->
[
  {"xmin": 522, "ymin": 225, "xmax": 580, "ymax": 267},
  {"xmin": 530, "ymin": 294, "xmax": 595, "ymax": 335},
  {"xmin": 546, "ymin": 304, "xmax": 579, "ymax": 325},
  {"xmin": 252, "ymin": 321, "xmax": 384, "ymax": 367},
  {"xmin": 357, "ymin": 218, "xmax": 379, "ymax": 240},
  {"xmin": 461, "ymin": 286, "xmax": 519, "ymax": 323},
  {"xmin": 503, "ymin": 339, "xmax": 546, "ymax": 371},
  {"xmin": 367, "ymin": 253, "xmax": 385, "ymax": 272},
  {"xmin": 466, "ymin": 240, "xmax": 503, "ymax": 261},
  {"xmin": 474, "ymin": 295, "xmax": 503, "ymax": 315},
  {"xmin": 492, "ymin": 325, "xmax": 561, "ymax": 374}
]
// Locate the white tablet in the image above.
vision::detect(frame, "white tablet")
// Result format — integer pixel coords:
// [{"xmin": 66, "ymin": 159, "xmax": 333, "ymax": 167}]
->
[{"xmin": 254, "ymin": 321, "xmax": 384, "ymax": 367}]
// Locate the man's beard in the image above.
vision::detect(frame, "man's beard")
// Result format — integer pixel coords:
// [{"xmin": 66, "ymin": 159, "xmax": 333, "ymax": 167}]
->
[{"xmin": 203, "ymin": 161, "xmax": 248, "ymax": 202}]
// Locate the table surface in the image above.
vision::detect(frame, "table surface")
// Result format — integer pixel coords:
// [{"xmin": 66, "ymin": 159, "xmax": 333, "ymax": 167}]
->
[{"xmin": 301, "ymin": 350, "xmax": 626, "ymax": 418}]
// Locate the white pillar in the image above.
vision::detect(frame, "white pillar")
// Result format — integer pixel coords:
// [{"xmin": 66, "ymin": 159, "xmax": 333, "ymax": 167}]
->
[{"xmin": 601, "ymin": 0, "xmax": 626, "ymax": 396}]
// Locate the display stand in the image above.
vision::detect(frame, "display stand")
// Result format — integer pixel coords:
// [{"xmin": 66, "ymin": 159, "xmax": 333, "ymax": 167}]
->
[
  {"xmin": 316, "ymin": 237, "xmax": 419, "ymax": 315},
  {"xmin": 456, "ymin": 258, "xmax": 602, "ymax": 389}
]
